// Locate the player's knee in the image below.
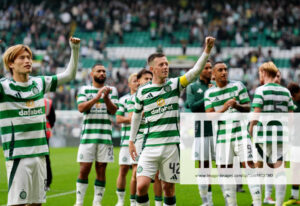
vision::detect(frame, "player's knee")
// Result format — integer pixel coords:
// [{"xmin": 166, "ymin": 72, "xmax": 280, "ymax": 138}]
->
[
  {"xmin": 137, "ymin": 182, "xmax": 148, "ymax": 195},
  {"xmin": 120, "ymin": 165, "xmax": 129, "ymax": 176}
]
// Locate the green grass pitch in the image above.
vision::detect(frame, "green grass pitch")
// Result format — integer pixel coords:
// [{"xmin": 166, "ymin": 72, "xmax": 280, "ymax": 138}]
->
[{"xmin": 0, "ymin": 147, "xmax": 294, "ymax": 205}]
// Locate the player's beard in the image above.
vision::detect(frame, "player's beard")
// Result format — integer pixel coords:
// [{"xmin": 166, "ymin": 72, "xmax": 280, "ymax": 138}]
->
[{"xmin": 94, "ymin": 76, "xmax": 106, "ymax": 84}]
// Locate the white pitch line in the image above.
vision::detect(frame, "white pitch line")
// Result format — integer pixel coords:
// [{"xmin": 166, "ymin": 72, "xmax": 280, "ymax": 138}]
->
[
  {"xmin": 0, "ymin": 190, "xmax": 76, "ymax": 206},
  {"xmin": 46, "ymin": 190, "xmax": 76, "ymax": 199}
]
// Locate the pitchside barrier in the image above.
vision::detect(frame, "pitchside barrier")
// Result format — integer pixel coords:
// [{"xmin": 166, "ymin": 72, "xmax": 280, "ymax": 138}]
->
[{"xmin": 180, "ymin": 113, "xmax": 299, "ymax": 185}]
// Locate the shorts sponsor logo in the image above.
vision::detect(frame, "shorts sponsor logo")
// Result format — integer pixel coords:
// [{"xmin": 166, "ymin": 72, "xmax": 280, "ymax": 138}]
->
[
  {"xmin": 79, "ymin": 154, "xmax": 83, "ymax": 160},
  {"xmin": 170, "ymin": 174, "xmax": 178, "ymax": 180},
  {"xmin": 19, "ymin": 190, "xmax": 27, "ymax": 200},
  {"xmin": 151, "ymin": 104, "xmax": 173, "ymax": 115},
  {"xmin": 195, "ymin": 152, "xmax": 199, "ymax": 158},
  {"xmin": 137, "ymin": 166, "xmax": 143, "ymax": 173}
]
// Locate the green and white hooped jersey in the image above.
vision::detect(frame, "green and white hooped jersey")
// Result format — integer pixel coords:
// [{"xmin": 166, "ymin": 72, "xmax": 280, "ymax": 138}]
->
[
  {"xmin": 252, "ymin": 83, "xmax": 294, "ymax": 143},
  {"xmin": 127, "ymin": 93, "xmax": 146, "ymax": 141},
  {"xmin": 252, "ymin": 83, "xmax": 294, "ymax": 112},
  {"xmin": 134, "ymin": 78, "xmax": 184, "ymax": 147},
  {"xmin": 0, "ymin": 76, "xmax": 57, "ymax": 160},
  {"xmin": 77, "ymin": 85, "xmax": 118, "ymax": 145},
  {"xmin": 116, "ymin": 93, "xmax": 131, "ymax": 147},
  {"xmin": 204, "ymin": 80, "xmax": 251, "ymax": 142}
]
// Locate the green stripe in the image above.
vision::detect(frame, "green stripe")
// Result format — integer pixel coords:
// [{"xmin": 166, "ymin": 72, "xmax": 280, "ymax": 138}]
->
[
  {"xmin": 80, "ymin": 139, "xmax": 112, "ymax": 144},
  {"xmin": 143, "ymin": 89, "xmax": 179, "ymax": 106},
  {"xmin": 121, "ymin": 127, "xmax": 130, "ymax": 131},
  {"xmin": 50, "ymin": 75, "xmax": 58, "ymax": 92},
  {"xmin": 147, "ymin": 130, "xmax": 179, "ymax": 139},
  {"xmin": 240, "ymin": 98, "xmax": 250, "ymax": 104},
  {"xmin": 252, "ymin": 103, "xmax": 263, "ymax": 108},
  {"xmin": 0, "ymin": 92, "xmax": 44, "ymax": 103},
  {"xmin": 5, "ymin": 152, "xmax": 48, "ymax": 161},
  {"xmin": 8, "ymin": 158, "xmax": 20, "ymax": 192},
  {"xmin": 208, "ymin": 86, "xmax": 238, "ymax": 98},
  {"xmin": 9, "ymin": 81, "xmax": 38, "ymax": 92},
  {"xmin": 83, "ymin": 119, "xmax": 111, "ymax": 125},
  {"xmin": 145, "ymin": 142, "xmax": 179, "ymax": 147},
  {"xmin": 0, "ymin": 106, "xmax": 45, "ymax": 119},
  {"xmin": 144, "ymin": 103, "xmax": 178, "ymax": 118},
  {"xmin": 211, "ymin": 97, "xmax": 232, "ymax": 108},
  {"xmin": 77, "ymin": 178, "xmax": 88, "ymax": 184},
  {"xmin": 155, "ymin": 196, "xmax": 163, "ymax": 201},
  {"xmin": 128, "ymin": 109, "xmax": 135, "ymax": 113},
  {"xmin": 3, "ymin": 137, "xmax": 47, "ymax": 151},
  {"xmin": 41, "ymin": 76, "xmax": 46, "ymax": 94},
  {"xmin": 116, "ymin": 111, "xmax": 124, "ymax": 116},
  {"xmin": 127, "ymin": 100, "xmax": 134, "ymax": 105},
  {"xmin": 95, "ymin": 180, "xmax": 105, "ymax": 187},
  {"xmin": 141, "ymin": 81, "xmax": 172, "ymax": 95},
  {"xmin": 77, "ymin": 94, "xmax": 86, "ymax": 98},
  {"xmin": 111, "ymin": 96, "xmax": 118, "ymax": 100},
  {"xmin": 82, "ymin": 129, "xmax": 112, "ymax": 135},
  {"xmin": 1, "ymin": 122, "xmax": 45, "ymax": 135},
  {"xmin": 85, "ymin": 89, "xmax": 113, "ymax": 94},
  {"xmin": 148, "ymin": 117, "xmax": 177, "ymax": 127},
  {"xmin": 263, "ymin": 90, "xmax": 290, "ymax": 97}
]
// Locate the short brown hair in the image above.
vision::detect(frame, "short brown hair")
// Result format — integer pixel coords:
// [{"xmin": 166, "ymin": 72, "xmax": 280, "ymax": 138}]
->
[
  {"xmin": 147, "ymin": 53, "xmax": 165, "ymax": 65},
  {"xmin": 287, "ymin": 82, "xmax": 300, "ymax": 97},
  {"xmin": 137, "ymin": 69, "xmax": 153, "ymax": 80},
  {"xmin": 259, "ymin": 61, "xmax": 278, "ymax": 78},
  {"xmin": 2, "ymin": 44, "xmax": 32, "ymax": 74}
]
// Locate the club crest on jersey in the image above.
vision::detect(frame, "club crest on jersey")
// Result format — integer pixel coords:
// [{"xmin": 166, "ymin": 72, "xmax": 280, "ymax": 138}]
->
[
  {"xmin": 32, "ymin": 86, "xmax": 39, "ymax": 95},
  {"xmin": 164, "ymin": 85, "xmax": 172, "ymax": 92},
  {"xmin": 26, "ymin": 100, "xmax": 35, "ymax": 108},
  {"xmin": 157, "ymin": 98, "xmax": 165, "ymax": 107},
  {"xmin": 95, "ymin": 102, "xmax": 101, "ymax": 108}
]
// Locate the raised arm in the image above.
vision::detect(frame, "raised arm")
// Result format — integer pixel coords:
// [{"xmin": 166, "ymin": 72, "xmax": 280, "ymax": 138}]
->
[
  {"xmin": 57, "ymin": 37, "xmax": 80, "ymax": 86},
  {"xmin": 180, "ymin": 37, "xmax": 215, "ymax": 88}
]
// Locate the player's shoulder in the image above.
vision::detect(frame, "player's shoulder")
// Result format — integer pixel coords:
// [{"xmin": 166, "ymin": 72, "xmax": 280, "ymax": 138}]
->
[
  {"xmin": 119, "ymin": 93, "xmax": 131, "ymax": 102},
  {"xmin": 107, "ymin": 85, "xmax": 118, "ymax": 94},
  {"xmin": 205, "ymin": 85, "xmax": 218, "ymax": 97}
]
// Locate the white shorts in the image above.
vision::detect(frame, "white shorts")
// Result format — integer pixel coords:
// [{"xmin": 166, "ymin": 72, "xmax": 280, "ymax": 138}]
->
[
  {"xmin": 193, "ymin": 136, "xmax": 215, "ymax": 161},
  {"xmin": 77, "ymin": 144, "xmax": 114, "ymax": 163},
  {"xmin": 137, "ymin": 144, "xmax": 180, "ymax": 183},
  {"xmin": 290, "ymin": 146, "xmax": 300, "ymax": 162},
  {"xmin": 130, "ymin": 138, "xmax": 143, "ymax": 165},
  {"xmin": 216, "ymin": 138, "xmax": 253, "ymax": 165},
  {"xmin": 255, "ymin": 143, "xmax": 283, "ymax": 164},
  {"xmin": 119, "ymin": 146, "xmax": 131, "ymax": 165},
  {"xmin": 6, "ymin": 156, "xmax": 47, "ymax": 205}
]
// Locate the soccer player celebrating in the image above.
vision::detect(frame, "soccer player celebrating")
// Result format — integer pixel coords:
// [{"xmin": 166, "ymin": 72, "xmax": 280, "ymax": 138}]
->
[
  {"xmin": 204, "ymin": 62, "xmax": 261, "ymax": 206},
  {"xmin": 250, "ymin": 62, "xmax": 294, "ymax": 206},
  {"xmin": 129, "ymin": 36, "xmax": 215, "ymax": 206},
  {"xmin": 115, "ymin": 73, "xmax": 139, "ymax": 206},
  {"xmin": 1, "ymin": 37, "xmax": 80, "ymax": 206},
  {"xmin": 75, "ymin": 64, "xmax": 118, "ymax": 206},
  {"xmin": 186, "ymin": 60, "xmax": 214, "ymax": 205},
  {"xmin": 128, "ymin": 69, "xmax": 163, "ymax": 206}
]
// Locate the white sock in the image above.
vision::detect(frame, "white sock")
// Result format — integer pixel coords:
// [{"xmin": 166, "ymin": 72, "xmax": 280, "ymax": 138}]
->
[
  {"xmin": 275, "ymin": 184, "xmax": 286, "ymax": 206},
  {"xmin": 136, "ymin": 201, "xmax": 150, "ymax": 206},
  {"xmin": 207, "ymin": 191, "xmax": 213, "ymax": 205},
  {"xmin": 163, "ymin": 203, "xmax": 176, "ymax": 206},
  {"xmin": 155, "ymin": 200, "xmax": 162, "ymax": 206},
  {"xmin": 248, "ymin": 184, "xmax": 261, "ymax": 205},
  {"xmin": 292, "ymin": 188, "xmax": 299, "ymax": 199},
  {"xmin": 76, "ymin": 181, "xmax": 88, "ymax": 205},
  {"xmin": 130, "ymin": 196, "xmax": 136, "ymax": 206},
  {"xmin": 265, "ymin": 184, "xmax": 273, "ymax": 198},
  {"xmin": 198, "ymin": 184, "xmax": 208, "ymax": 203},
  {"xmin": 93, "ymin": 185, "xmax": 105, "ymax": 205},
  {"xmin": 116, "ymin": 190, "xmax": 125, "ymax": 205},
  {"xmin": 223, "ymin": 185, "xmax": 237, "ymax": 206}
]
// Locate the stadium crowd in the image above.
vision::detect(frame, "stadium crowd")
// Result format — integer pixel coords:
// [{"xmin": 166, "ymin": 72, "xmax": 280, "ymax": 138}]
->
[{"xmin": 0, "ymin": 0, "xmax": 300, "ymax": 109}]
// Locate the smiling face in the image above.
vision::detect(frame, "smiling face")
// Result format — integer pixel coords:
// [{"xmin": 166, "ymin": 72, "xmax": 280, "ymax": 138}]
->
[
  {"xmin": 9, "ymin": 50, "xmax": 33, "ymax": 75},
  {"xmin": 149, "ymin": 56, "xmax": 169, "ymax": 83}
]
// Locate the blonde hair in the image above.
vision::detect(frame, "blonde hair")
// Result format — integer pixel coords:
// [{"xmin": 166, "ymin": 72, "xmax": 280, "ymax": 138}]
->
[
  {"xmin": 259, "ymin": 61, "xmax": 278, "ymax": 78},
  {"xmin": 128, "ymin": 73, "xmax": 137, "ymax": 83},
  {"xmin": 2, "ymin": 44, "xmax": 32, "ymax": 74}
]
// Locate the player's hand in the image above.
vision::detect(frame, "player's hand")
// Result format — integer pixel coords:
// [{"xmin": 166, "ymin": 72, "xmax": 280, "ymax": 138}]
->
[
  {"xmin": 223, "ymin": 98, "xmax": 236, "ymax": 111},
  {"xmin": 69, "ymin": 37, "xmax": 80, "ymax": 49},
  {"xmin": 103, "ymin": 87, "xmax": 111, "ymax": 99},
  {"xmin": 129, "ymin": 141, "xmax": 137, "ymax": 161},
  {"xmin": 204, "ymin": 36, "xmax": 215, "ymax": 54},
  {"xmin": 95, "ymin": 86, "xmax": 108, "ymax": 100}
]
